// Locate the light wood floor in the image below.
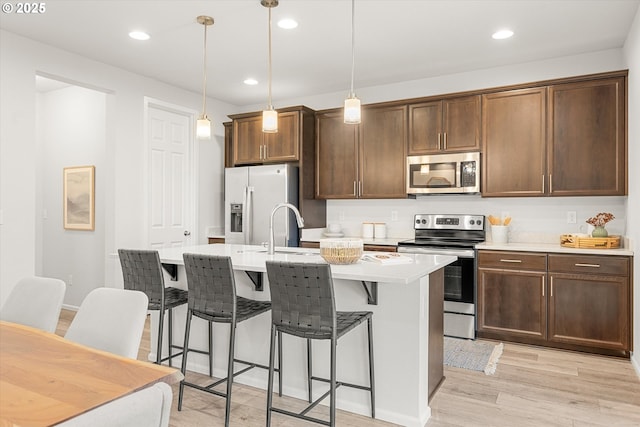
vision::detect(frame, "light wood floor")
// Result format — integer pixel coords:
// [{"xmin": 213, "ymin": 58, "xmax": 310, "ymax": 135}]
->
[{"xmin": 56, "ymin": 310, "xmax": 640, "ymax": 426}]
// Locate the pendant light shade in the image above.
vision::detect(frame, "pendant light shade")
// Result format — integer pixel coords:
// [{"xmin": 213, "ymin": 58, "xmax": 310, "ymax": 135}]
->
[
  {"xmin": 262, "ymin": 109, "xmax": 278, "ymax": 132},
  {"xmin": 262, "ymin": 0, "xmax": 278, "ymax": 133},
  {"xmin": 344, "ymin": 0, "xmax": 361, "ymax": 124},
  {"xmin": 196, "ymin": 15, "xmax": 214, "ymax": 140},
  {"xmin": 196, "ymin": 115, "xmax": 211, "ymax": 139},
  {"xmin": 344, "ymin": 96, "xmax": 361, "ymax": 124}
]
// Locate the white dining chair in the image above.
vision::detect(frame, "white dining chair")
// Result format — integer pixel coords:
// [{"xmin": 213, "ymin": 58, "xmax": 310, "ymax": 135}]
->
[
  {"xmin": 64, "ymin": 287, "xmax": 149, "ymax": 359},
  {"xmin": 57, "ymin": 382, "xmax": 173, "ymax": 427},
  {"xmin": 0, "ymin": 276, "xmax": 66, "ymax": 333}
]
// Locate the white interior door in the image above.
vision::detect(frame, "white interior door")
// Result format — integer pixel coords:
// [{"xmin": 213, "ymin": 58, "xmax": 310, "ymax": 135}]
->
[{"xmin": 147, "ymin": 102, "xmax": 195, "ymax": 249}]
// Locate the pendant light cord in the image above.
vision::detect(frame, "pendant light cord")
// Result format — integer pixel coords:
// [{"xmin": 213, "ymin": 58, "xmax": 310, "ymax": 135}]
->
[
  {"xmin": 349, "ymin": 0, "xmax": 356, "ymax": 98},
  {"xmin": 202, "ymin": 24, "xmax": 208, "ymax": 117},
  {"xmin": 202, "ymin": 21, "xmax": 208, "ymax": 116},
  {"xmin": 267, "ymin": 6, "xmax": 273, "ymax": 110}
]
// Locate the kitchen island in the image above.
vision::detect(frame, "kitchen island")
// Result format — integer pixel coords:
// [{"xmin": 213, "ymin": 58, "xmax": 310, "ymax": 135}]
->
[{"xmin": 154, "ymin": 244, "xmax": 456, "ymax": 427}]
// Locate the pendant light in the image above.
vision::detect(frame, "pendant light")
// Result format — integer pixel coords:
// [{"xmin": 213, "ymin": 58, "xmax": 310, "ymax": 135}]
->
[
  {"xmin": 344, "ymin": 0, "xmax": 361, "ymax": 124},
  {"xmin": 262, "ymin": 0, "xmax": 278, "ymax": 133},
  {"xmin": 196, "ymin": 15, "xmax": 214, "ymax": 140}
]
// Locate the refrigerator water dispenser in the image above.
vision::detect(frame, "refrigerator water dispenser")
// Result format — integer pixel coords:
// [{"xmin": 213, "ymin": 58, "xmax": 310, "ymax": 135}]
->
[{"xmin": 230, "ymin": 203, "xmax": 243, "ymax": 233}]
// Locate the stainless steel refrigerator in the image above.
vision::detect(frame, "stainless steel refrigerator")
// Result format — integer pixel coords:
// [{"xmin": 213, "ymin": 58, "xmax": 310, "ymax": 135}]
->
[{"xmin": 224, "ymin": 164, "xmax": 300, "ymax": 247}]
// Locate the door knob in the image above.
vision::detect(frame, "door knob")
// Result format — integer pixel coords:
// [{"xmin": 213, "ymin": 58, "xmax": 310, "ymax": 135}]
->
[{"xmin": 184, "ymin": 231, "xmax": 191, "ymax": 236}]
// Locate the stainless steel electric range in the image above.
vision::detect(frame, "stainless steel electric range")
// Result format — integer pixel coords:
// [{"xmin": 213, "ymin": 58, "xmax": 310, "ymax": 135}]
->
[{"xmin": 397, "ymin": 214, "xmax": 486, "ymax": 339}]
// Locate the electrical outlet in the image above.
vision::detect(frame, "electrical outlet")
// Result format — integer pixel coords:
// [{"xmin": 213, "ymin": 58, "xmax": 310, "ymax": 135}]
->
[
  {"xmin": 567, "ymin": 211, "xmax": 577, "ymax": 224},
  {"xmin": 339, "ymin": 211, "xmax": 345, "ymax": 222},
  {"xmin": 391, "ymin": 210, "xmax": 398, "ymax": 221}
]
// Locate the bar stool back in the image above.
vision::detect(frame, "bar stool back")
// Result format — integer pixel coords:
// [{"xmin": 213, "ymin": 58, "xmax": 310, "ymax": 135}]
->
[
  {"xmin": 265, "ymin": 261, "xmax": 375, "ymax": 427},
  {"xmin": 118, "ymin": 249, "xmax": 191, "ymax": 366},
  {"xmin": 179, "ymin": 254, "xmax": 277, "ymax": 427}
]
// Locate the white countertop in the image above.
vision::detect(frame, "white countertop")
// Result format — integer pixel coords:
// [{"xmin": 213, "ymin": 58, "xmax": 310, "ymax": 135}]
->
[
  {"xmin": 476, "ymin": 241, "xmax": 634, "ymax": 256},
  {"xmin": 301, "ymin": 236, "xmax": 408, "ymax": 246},
  {"xmin": 156, "ymin": 243, "xmax": 456, "ymax": 285}
]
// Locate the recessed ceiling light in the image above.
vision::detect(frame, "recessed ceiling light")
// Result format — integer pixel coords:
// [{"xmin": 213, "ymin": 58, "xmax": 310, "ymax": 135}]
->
[
  {"xmin": 492, "ymin": 29, "xmax": 514, "ymax": 40},
  {"xmin": 129, "ymin": 31, "xmax": 150, "ymax": 41},
  {"xmin": 244, "ymin": 78, "xmax": 259, "ymax": 85},
  {"xmin": 277, "ymin": 18, "xmax": 298, "ymax": 29}
]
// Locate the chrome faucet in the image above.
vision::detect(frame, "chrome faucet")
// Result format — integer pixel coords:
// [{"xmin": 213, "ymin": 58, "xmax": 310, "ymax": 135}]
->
[{"xmin": 268, "ymin": 203, "xmax": 304, "ymax": 255}]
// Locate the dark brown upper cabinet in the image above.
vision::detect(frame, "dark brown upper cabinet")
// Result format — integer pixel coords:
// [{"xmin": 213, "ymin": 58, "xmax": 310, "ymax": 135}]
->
[
  {"xmin": 547, "ymin": 77, "xmax": 626, "ymax": 196},
  {"xmin": 315, "ymin": 104, "xmax": 407, "ymax": 199},
  {"xmin": 408, "ymin": 95, "xmax": 481, "ymax": 155},
  {"xmin": 482, "ymin": 71, "xmax": 627, "ymax": 197}
]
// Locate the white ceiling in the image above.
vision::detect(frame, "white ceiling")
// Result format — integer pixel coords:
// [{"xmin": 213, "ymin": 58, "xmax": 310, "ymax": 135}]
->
[{"xmin": 2, "ymin": 0, "xmax": 638, "ymax": 106}]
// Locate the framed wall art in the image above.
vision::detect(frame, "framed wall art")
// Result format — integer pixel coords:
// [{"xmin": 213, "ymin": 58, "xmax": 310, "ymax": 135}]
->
[{"xmin": 63, "ymin": 165, "xmax": 95, "ymax": 231}]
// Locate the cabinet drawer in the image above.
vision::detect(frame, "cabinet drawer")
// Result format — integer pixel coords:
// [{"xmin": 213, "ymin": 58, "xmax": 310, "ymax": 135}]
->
[
  {"xmin": 478, "ymin": 250, "xmax": 547, "ymax": 271},
  {"xmin": 548, "ymin": 254, "xmax": 629, "ymax": 276}
]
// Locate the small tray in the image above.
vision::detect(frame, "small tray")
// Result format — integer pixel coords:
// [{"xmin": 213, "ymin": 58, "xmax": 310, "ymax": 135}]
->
[{"xmin": 560, "ymin": 234, "xmax": 621, "ymax": 249}]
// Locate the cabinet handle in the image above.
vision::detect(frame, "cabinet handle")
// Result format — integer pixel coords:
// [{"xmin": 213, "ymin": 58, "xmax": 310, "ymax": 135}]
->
[
  {"xmin": 264, "ymin": 144, "xmax": 268, "ymax": 159},
  {"xmin": 259, "ymin": 145, "xmax": 263, "ymax": 159},
  {"xmin": 437, "ymin": 133, "xmax": 442, "ymax": 150},
  {"xmin": 574, "ymin": 263, "xmax": 601, "ymax": 268},
  {"xmin": 550, "ymin": 276, "xmax": 553, "ymax": 297},
  {"xmin": 549, "ymin": 174, "xmax": 553, "ymax": 193},
  {"xmin": 353, "ymin": 181, "xmax": 357, "ymax": 196},
  {"xmin": 542, "ymin": 175, "xmax": 545, "ymax": 193},
  {"xmin": 443, "ymin": 132, "xmax": 447, "ymax": 150},
  {"xmin": 542, "ymin": 276, "xmax": 545, "ymax": 297},
  {"xmin": 499, "ymin": 259, "xmax": 522, "ymax": 263},
  {"xmin": 359, "ymin": 181, "xmax": 362, "ymax": 197}
]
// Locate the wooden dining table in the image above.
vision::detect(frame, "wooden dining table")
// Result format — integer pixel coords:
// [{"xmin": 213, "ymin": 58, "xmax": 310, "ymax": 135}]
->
[{"xmin": 0, "ymin": 321, "xmax": 183, "ymax": 427}]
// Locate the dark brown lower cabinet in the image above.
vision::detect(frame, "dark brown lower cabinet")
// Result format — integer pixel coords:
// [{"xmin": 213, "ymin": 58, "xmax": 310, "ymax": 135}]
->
[
  {"xmin": 547, "ymin": 254, "xmax": 631, "ymax": 353},
  {"xmin": 477, "ymin": 251, "xmax": 547, "ymax": 343},
  {"xmin": 478, "ymin": 268, "xmax": 546, "ymax": 340},
  {"xmin": 477, "ymin": 250, "xmax": 632, "ymax": 357}
]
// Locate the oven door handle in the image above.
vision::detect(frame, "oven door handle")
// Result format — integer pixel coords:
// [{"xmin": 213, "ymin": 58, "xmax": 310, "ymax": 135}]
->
[{"xmin": 397, "ymin": 246, "xmax": 475, "ymax": 258}]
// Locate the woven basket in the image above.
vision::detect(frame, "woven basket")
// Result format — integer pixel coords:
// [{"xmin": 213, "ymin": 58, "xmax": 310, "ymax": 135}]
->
[
  {"xmin": 320, "ymin": 238, "xmax": 363, "ymax": 264},
  {"xmin": 560, "ymin": 234, "xmax": 621, "ymax": 249}
]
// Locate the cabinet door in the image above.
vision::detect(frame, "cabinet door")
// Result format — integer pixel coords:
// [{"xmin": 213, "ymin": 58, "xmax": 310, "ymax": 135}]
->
[
  {"xmin": 264, "ymin": 111, "xmax": 299, "ymax": 162},
  {"xmin": 442, "ymin": 95, "xmax": 481, "ymax": 152},
  {"xmin": 482, "ymin": 88, "xmax": 547, "ymax": 197},
  {"xmin": 548, "ymin": 272, "xmax": 630, "ymax": 351},
  {"xmin": 408, "ymin": 101, "xmax": 442, "ymax": 154},
  {"xmin": 233, "ymin": 116, "xmax": 263, "ymax": 164},
  {"xmin": 315, "ymin": 110, "xmax": 358, "ymax": 198},
  {"xmin": 548, "ymin": 77, "xmax": 626, "ymax": 196},
  {"xmin": 360, "ymin": 104, "xmax": 407, "ymax": 198},
  {"xmin": 477, "ymin": 268, "xmax": 547, "ymax": 340}
]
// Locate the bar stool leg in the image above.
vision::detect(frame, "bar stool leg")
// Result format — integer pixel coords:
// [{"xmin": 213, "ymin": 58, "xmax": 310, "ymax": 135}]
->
[
  {"xmin": 156, "ymin": 309, "xmax": 165, "ymax": 364},
  {"xmin": 368, "ymin": 317, "xmax": 375, "ymax": 418},
  {"xmin": 224, "ymin": 322, "xmax": 236, "ymax": 427},
  {"xmin": 330, "ymin": 336, "xmax": 337, "ymax": 427},
  {"xmin": 168, "ymin": 308, "xmax": 174, "ymax": 367},
  {"xmin": 178, "ymin": 310, "xmax": 193, "ymax": 411},
  {"xmin": 266, "ymin": 325, "xmax": 277, "ymax": 427},
  {"xmin": 208, "ymin": 322, "xmax": 213, "ymax": 377},
  {"xmin": 277, "ymin": 330, "xmax": 283, "ymax": 397},
  {"xmin": 307, "ymin": 338, "xmax": 313, "ymax": 403}
]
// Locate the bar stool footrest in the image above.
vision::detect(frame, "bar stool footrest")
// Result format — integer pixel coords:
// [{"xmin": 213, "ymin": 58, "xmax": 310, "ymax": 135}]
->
[{"xmin": 271, "ymin": 407, "xmax": 331, "ymax": 426}]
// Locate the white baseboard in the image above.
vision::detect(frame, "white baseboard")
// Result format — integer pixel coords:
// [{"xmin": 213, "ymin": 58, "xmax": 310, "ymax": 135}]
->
[
  {"xmin": 61, "ymin": 303, "xmax": 79, "ymax": 312},
  {"xmin": 631, "ymin": 352, "xmax": 640, "ymax": 379}
]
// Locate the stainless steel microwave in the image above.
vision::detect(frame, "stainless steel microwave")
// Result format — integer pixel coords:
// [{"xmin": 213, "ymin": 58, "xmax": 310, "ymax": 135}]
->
[{"xmin": 407, "ymin": 152, "xmax": 480, "ymax": 195}]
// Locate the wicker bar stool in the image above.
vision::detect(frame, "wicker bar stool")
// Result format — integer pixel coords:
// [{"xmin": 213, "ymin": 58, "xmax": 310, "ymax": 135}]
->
[
  {"xmin": 118, "ymin": 249, "xmax": 211, "ymax": 369},
  {"xmin": 264, "ymin": 261, "xmax": 375, "ymax": 427},
  {"xmin": 178, "ymin": 254, "xmax": 281, "ymax": 427}
]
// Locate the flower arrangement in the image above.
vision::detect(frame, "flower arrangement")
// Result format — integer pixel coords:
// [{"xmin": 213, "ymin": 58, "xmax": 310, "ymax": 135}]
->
[{"xmin": 585, "ymin": 212, "xmax": 615, "ymax": 227}]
